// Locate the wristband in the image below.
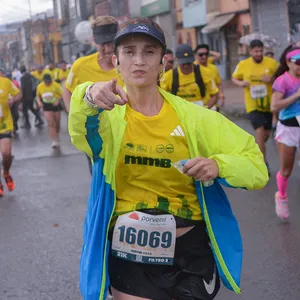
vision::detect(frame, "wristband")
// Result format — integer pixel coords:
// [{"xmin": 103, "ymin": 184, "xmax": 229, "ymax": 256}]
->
[{"xmin": 84, "ymin": 84, "xmax": 98, "ymax": 109}]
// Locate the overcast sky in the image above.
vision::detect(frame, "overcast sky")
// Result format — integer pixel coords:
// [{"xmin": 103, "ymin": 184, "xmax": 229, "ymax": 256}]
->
[{"xmin": 0, "ymin": 0, "xmax": 53, "ymax": 25}]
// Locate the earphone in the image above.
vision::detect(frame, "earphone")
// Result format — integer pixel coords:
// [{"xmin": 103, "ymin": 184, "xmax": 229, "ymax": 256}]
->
[
  {"xmin": 161, "ymin": 57, "xmax": 165, "ymax": 65},
  {"xmin": 115, "ymin": 57, "xmax": 119, "ymax": 65}
]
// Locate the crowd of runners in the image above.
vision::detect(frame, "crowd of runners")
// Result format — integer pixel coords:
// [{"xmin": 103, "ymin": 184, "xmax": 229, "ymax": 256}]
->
[{"xmin": 0, "ymin": 14, "xmax": 299, "ymax": 300}]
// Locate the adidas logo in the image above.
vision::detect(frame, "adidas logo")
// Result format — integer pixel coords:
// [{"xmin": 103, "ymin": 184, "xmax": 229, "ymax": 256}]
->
[{"xmin": 170, "ymin": 125, "xmax": 185, "ymax": 137}]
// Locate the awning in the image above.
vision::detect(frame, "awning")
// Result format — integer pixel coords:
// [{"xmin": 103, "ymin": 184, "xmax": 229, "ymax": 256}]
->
[{"xmin": 201, "ymin": 13, "xmax": 236, "ymax": 34}]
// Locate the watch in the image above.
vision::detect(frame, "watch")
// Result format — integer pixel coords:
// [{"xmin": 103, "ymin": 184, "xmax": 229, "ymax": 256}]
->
[{"xmin": 84, "ymin": 84, "xmax": 98, "ymax": 109}]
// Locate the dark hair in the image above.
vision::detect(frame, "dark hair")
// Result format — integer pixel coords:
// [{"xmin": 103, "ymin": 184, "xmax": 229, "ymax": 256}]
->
[
  {"xmin": 20, "ymin": 65, "xmax": 27, "ymax": 73},
  {"xmin": 194, "ymin": 44, "xmax": 209, "ymax": 53},
  {"xmin": 250, "ymin": 39, "xmax": 264, "ymax": 49},
  {"xmin": 43, "ymin": 74, "xmax": 52, "ymax": 82},
  {"xmin": 272, "ymin": 44, "xmax": 300, "ymax": 81},
  {"xmin": 166, "ymin": 48, "xmax": 173, "ymax": 55}
]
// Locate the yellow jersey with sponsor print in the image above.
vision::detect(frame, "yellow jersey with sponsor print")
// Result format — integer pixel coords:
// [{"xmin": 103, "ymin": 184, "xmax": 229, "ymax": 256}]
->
[
  {"xmin": 161, "ymin": 66, "xmax": 219, "ymax": 106},
  {"xmin": 232, "ymin": 56, "xmax": 278, "ymax": 113},
  {"xmin": 36, "ymin": 81, "xmax": 62, "ymax": 104},
  {"xmin": 31, "ymin": 70, "xmax": 44, "ymax": 82},
  {"xmin": 65, "ymin": 52, "xmax": 122, "ymax": 93},
  {"xmin": 0, "ymin": 77, "xmax": 20, "ymax": 133},
  {"xmin": 43, "ymin": 68, "xmax": 59, "ymax": 81},
  {"xmin": 58, "ymin": 69, "xmax": 70, "ymax": 84},
  {"xmin": 115, "ymin": 100, "xmax": 202, "ymax": 221}
]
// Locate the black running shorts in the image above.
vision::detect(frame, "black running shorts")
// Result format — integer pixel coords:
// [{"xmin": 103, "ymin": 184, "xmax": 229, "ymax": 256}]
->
[
  {"xmin": 0, "ymin": 131, "xmax": 12, "ymax": 139},
  {"xmin": 248, "ymin": 110, "xmax": 272, "ymax": 130},
  {"xmin": 109, "ymin": 221, "xmax": 220, "ymax": 300},
  {"xmin": 43, "ymin": 103, "xmax": 63, "ymax": 112}
]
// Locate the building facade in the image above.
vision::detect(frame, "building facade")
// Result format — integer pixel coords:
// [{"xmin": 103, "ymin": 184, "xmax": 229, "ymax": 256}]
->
[
  {"xmin": 30, "ymin": 12, "xmax": 62, "ymax": 66},
  {"xmin": 0, "ymin": 25, "xmax": 22, "ymax": 70},
  {"xmin": 250, "ymin": 0, "xmax": 290, "ymax": 59},
  {"xmin": 199, "ymin": 0, "xmax": 251, "ymax": 79},
  {"xmin": 251, "ymin": 0, "xmax": 300, "ymax": 58}
]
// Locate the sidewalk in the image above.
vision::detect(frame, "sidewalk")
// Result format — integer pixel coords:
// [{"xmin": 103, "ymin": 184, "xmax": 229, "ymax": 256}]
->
[{"xmin": 220, "ymin": 81, "xmax": 247, "ymax": 118}]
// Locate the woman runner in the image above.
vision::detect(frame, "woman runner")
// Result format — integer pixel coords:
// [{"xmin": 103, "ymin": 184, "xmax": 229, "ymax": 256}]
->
[
  {"xmin": 271, "ymin": 45, "xmax": 300, "ymax": 219},
  {"xmin": 36, "ymin": 74, "xmax": 63, "ymax": 148},
  {"xmin": 68, "ymin": 18, "xmax": 268, "ymax": 300}
]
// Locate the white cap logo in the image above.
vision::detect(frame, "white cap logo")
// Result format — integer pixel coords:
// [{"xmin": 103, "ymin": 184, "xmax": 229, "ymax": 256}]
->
[{"xmin": 133, "ymin": 25, "xmax": 149, "ymax": 32}]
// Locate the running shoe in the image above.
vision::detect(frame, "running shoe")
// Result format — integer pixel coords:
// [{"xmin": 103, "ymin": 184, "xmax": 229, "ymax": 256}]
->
[
  {"xmin": 0, "ymin": 183, "xmax": 4, "ymax": 197},
  {"xmin": 275, "ymin": 192, "xmax": 289, "ymax": 220},
  {"xmin": 4, "ymin": 174, "xmax": 15, "ymax": 192},
  {"xmin": 51, "ymin": 141, "xmax": 59, "ymax": 148}
]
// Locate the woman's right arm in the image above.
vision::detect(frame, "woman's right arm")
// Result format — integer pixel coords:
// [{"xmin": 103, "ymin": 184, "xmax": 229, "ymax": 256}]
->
[
  {"xmin": 68, "ymin": 80, "xmax": 128, "ymax": 160},
  {"xmin": 271, "ymin": 89, "xmax": 300, "ymax": 113}
]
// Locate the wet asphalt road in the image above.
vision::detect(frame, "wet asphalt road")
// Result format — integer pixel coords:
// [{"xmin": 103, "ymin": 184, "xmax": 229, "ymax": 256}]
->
[{"xmin": 0, "ymin": 115, "xmax": 299, "ymax": 300}]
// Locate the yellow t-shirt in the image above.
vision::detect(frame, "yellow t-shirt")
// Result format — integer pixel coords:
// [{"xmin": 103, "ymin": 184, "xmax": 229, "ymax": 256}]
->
[
  {"xmin": 206, "ymin": 63, "xmax": 221, "ymax": 85},
  {"xmin": 161, "ymin": 66, "xmax": 219, "ymax": 105},
  {"xmin": 65, "ymin": 52, "xmax": 122, "ymax": 93},
  {"xmin": 36, "ymin": 81, "xmax": 63, "ymax": 104},
  {"xmin": 0, "ymin": 77, "xmax": 19, "ymax": 133},
  {"xmin": 208, "ymin": 57, "xmax": 214, "ymax": 64},
  {"xmin": 58, "ymin": 69, "xmax": 70, "ymax": 83},
  {"xmin": 232, "ymin": 56, "xmax": 278, "ymax": 113},
  {"xmin": 31, "ymin": 70, "xmax": 44, "ymax": 82},
  {"xmin": 115, "ymin": 101, "xmax": 202, "ymax": 221},
  {"xmin": 43, "ymin": 68, "xmax": 59, "ymax": 81}
]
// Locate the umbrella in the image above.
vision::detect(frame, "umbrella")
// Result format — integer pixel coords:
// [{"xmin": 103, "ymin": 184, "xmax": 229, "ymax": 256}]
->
[{"xmin": 239, "ymin": 33, "xmax": 277, "ymax": 49}]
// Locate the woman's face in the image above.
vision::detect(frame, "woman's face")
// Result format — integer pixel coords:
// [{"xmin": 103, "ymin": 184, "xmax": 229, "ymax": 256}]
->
[{"xmin": 115, "ymin": 35, "xmax": 164, "ymax": 87}]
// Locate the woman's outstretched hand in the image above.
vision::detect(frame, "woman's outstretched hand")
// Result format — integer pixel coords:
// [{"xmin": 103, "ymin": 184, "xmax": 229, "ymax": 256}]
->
[{"xmin": 89, "ymin": 79, "xmax": 128, "ymax": 111}]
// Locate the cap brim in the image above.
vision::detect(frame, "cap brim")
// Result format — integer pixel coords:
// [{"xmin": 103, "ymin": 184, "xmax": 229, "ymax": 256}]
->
[
  {"xmin": 114, "ymin": 31, "xmax": 166, "ymax": 49},
  {"xmin": 94, "ymin": 33, "xmax": 116, "ymax": 45},
  {"xmin": 177, "ymin": 57, "xmax": 195, "ymax": 64}
]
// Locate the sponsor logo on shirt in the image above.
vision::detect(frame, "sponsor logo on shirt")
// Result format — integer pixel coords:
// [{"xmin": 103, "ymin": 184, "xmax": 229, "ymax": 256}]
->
[{"xmin": 125, "ymin": 155, "xmax": 171, "ymax": 168}]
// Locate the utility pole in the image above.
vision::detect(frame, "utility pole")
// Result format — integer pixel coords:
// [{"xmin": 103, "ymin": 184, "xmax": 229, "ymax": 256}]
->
[
  {"xmin": 26, "ymin": 0, "xmax": 33, "ymax": 67},
  {"xmin": 28, "ymin": 0, "xmax": 33, "ymax": 18}
]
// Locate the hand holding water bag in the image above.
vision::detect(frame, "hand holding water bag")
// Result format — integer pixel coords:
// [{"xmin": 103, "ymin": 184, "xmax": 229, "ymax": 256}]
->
[{"xmin": 172, "ymin": 159, "xmax": 215, "ymax": 187}]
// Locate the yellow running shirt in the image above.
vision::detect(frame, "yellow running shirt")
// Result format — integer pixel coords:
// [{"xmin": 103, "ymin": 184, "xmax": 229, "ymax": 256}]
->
[
  {"xmin": 115, "ymin": 100, "xmax": 202, "ymax": 221},
  {"xmin": 0, "ymin": 77, "xmax": 20, "ymax": 133},
  {"xmin": 43, "ymin": 68, "xmax": 59, "ymax": 81},
  {"xmin": 65, "ymin": 52, "xmax": 122, "ymax": 93},
  {"xmin": 58, "ymin": 69, "xmax": 70, "ymax": 83},
  {"xmin": 31, "ymin": 70, "xmax": 44, "ymax": 82},
  {"xmin": 232, "ymin": 56, "xmax": 278, "ymax": 113},
  {"xmin": 206, "ymin": 63, "xmax": 221, "ymax": 85},
  {"xmin": 161, "ymin": 66, "xmax": 219, "ymax": 106},
  {"xmin": 36, "ymin": 81, "xmax": 63, "ymax": 104}
]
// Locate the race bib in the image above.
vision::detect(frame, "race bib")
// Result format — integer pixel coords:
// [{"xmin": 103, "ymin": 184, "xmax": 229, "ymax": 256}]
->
[
  {"xmin": 250, "ymin": 84, "xmax": 267, "ymax": 99},
  {"xmin": 112, "ymin": 211, "xmax": 176, "ymax": 265},
  {"xmin": 42, "ymin": 92, "xmax": 56, "ymax": 104},
  {"xmin": 193, "ymin": 100, "xmax": 204, "ymax": 106}
]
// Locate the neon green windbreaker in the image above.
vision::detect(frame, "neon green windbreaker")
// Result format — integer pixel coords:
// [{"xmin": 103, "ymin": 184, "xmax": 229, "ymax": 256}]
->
[{"xmin": 69, "ymin": 82, "xmax": 269, "ymax": 300}]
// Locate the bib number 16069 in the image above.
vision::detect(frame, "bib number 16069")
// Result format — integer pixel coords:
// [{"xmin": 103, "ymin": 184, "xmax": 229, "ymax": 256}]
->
[{"xmin": 118, "ymin": 225, "xmax": 172, "ymax": 249}]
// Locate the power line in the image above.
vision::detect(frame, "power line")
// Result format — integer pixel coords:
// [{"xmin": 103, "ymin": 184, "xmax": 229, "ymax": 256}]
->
[{"xmin": 0, "ymin": 0, "xmax": 32, "ymax": 14}]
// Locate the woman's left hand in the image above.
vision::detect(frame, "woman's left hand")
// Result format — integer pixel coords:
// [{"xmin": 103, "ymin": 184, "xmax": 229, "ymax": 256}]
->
[{"xmin": 183, "ymin": 157, "xmax": 219, "ymax": 181}]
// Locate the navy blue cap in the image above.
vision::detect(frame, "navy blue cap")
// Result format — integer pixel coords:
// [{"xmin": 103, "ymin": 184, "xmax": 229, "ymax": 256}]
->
[
  {"xmin": 176, "ymin": 44, "xmax": 195, "ymax": 64},
  {"xmin": 114, "ymin": 23, "xmax": 166, "ymax": 50}
]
